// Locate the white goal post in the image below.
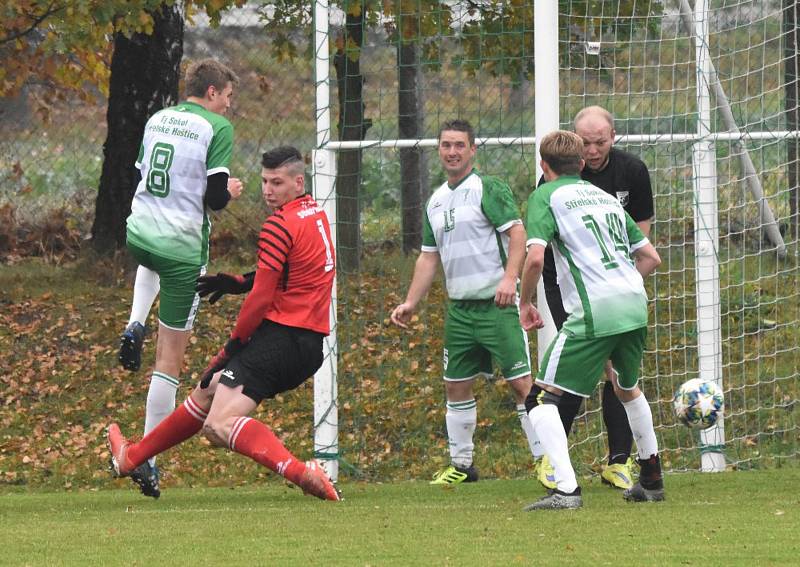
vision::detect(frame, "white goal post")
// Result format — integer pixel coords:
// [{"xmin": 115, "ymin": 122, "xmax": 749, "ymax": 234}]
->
[{"xmin": 312, "ymin": 0, "xmax": 800, "ymax": 481}]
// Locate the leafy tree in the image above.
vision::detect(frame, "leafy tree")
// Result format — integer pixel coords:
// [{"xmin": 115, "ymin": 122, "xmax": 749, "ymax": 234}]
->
[
  {"xmin": 0, "ymin": 1, "xmax": 244, "ymax": 100},
  {"xmin": 90, "ymin": 4, "xmax": 184, "ymax": 252},
  {"xmin": 2, "ymin": 0, "xmax": 245, "ymax": 252}
]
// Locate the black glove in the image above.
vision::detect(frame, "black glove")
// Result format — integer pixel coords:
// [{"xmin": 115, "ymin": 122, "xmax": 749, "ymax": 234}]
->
[
  {"xmin": 199, "ymin": 337, "xmax": 246, "ymax": 388},
  {"xmin": 196, "ymin": 272, "xmax": 255, "ymax": 304}
]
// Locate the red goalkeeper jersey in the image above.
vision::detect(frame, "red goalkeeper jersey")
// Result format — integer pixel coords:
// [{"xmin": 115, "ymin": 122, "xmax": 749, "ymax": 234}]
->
[{"xmin": 257, "ymin": 194, "xmax": 335, "ymax": 335}]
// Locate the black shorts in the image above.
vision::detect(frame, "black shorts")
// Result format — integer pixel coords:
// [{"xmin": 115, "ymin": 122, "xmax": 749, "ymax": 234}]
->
[
  {"xmin": 544, "ymin": 285, "xmax": 569, "ymax": 331},
  {"xmin": 218, "ymin": 320, "xmax": 325, "ymax": 404}
]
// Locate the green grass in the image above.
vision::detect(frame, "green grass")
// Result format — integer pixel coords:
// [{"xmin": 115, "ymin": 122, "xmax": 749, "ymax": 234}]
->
[{"xmin": 1, "ymin": 469, "xmax": 799, "ymax": 566}]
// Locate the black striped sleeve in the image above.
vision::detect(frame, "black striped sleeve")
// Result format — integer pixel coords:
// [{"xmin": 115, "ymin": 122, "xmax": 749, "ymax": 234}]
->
[{"xmin": 257, "ymin": 214, "xmax": 292, "ymax": 271}]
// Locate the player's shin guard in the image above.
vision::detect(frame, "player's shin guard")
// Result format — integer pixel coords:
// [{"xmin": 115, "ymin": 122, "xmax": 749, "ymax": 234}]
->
[
  {"xmin": 126, "ymin": 396, "xmax": 207, "ymax": 467},
  {"xmin": 228, "ymin": 417, "xmax": 306, "ymax": 484},
  {"xmin": 603, "ymin": 380, "xmax": 634, "ymax": 464},
  {"xmin": 445, "ymin": 399, "xmax": 477, "ymax": 468}
]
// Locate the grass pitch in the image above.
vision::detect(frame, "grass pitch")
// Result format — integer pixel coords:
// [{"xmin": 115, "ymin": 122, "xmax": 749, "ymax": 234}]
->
[{"xmin": 1, "ymin": 468, "xmax": 798, "ymax": 566}]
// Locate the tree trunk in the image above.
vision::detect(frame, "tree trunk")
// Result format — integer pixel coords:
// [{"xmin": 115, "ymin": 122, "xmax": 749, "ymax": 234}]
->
[
  {"xmin": 333, "ymin": 4, "xmax": 371, "ymax": 273},
  {"xmin": 785, "ymin": 0, "xmax": 799, "ymax": 240},
  {"xmin": 397, "ymin": 40, "xmax": 429, "ymax": 254},
  {"xmin": 91, "ymin": 5, "xmax": 183, "ymax": 253}
]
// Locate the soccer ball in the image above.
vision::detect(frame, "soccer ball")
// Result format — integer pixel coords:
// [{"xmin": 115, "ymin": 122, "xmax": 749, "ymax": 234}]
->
[{"xmin": 673, "ymin": 378, "xmax": 724, "ymax": 429}]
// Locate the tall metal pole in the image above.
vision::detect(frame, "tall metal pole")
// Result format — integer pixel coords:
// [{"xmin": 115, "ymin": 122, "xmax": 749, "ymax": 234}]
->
[
  {"xmin": 313, "ymin": 0, "xmax": 339, "ymax": 482},
  {"xmin": 534, "ymin": 0, "xmax": 560, "ymax": 360},
  {"xmin": 691, "ymin": 0, "xmax": 725, "ymax": 472}
]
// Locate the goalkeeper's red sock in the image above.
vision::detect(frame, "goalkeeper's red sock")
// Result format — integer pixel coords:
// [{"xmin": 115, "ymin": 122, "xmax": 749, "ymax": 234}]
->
[
  {"xmin": 228, "ymin": 417, "xmax": 306, "ymax": 484},
  {"xmin": 127, "ymin": 395, "xmax": 208, "ymax": 467}
]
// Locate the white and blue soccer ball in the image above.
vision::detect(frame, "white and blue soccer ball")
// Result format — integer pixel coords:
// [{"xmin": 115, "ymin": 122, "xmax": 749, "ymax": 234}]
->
[{"xmin": 673, "ymin": 378, "xmax": 724, "ymax": 429}]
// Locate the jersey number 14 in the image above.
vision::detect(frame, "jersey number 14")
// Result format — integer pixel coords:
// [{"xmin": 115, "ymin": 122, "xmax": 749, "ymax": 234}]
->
[{"xmin": 582, "ymin": 213, "xmax": 628, "ymax": 270}]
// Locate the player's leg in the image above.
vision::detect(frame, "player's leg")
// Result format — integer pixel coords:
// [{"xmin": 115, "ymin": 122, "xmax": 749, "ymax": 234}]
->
[
  {"xmin": 483, "ymin": 302, "xmax": 550, "ymax": 482},
  {"xmin": 600, "ymin": 361, "xmax": 635, "ymax": 489},
  {"xmin": 137, "ymin": 259, "xmax": 204, "ymax": 494},
  {"xmin": 206, "ymin": 321, "xmax": 339, "ymax": 500},
  {"xmin": 523, "ymin": 332, "xmax": 610, "ymax": 510},
  {"xmin": 525, "ymin": 382, "xmax": 583, "ymax": 490},
  {"xmin": 524, "ymin": 389, "xmax": 582, "ymax": 510},
  {"xmin": 610, "ymin": 328, "xmax": 664, "ymax": 502},
  {"xmin": 119, "ymin": 245, "xmax": 161, "ymax": 371},
  {"xmin": 431, "ymin": 302, "xmax": 484, "ymax": 485},
  {"xmin": 539, "ymin": 283, "xmax": 586, "ymax": 463},
  {"xmin": 106, "ymin": 374, "xmax": 216, "ymax": 496}
]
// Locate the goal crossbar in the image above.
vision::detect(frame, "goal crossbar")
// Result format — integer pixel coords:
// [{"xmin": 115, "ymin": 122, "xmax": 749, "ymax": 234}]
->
[{"xmin": 321, "ymin": 131, "xmax": 800, "ymax": 150}]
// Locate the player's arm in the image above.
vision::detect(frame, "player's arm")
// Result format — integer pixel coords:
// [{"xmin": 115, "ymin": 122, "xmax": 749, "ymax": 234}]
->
[
  {"xmin": 204, "ymin": 120, "xmax": 236, "ymax": 211},
  {"xmin": 204, "ymin": 172, "xmax": 232, "ymax": 211},
  {"xmin": 480, "ymin": 177, "xmax": 525, "ymax": 307},
  {"xmin": 519, "ymin": 243, "xmax": 545, "ymax": 331},
  {"xmin": 630, "ymin": 160, "xmax": 654, "ymax": 237},
  {"xmin": 196, "ymin": 271, "xmax": 255, "ymax": 304},
  {"xmin": 496, "ymin": 223, "xmax": 526, "ymax": 307},
  {"xmin": 229, "ymin": 268, "xmax": 280, "ymax": 341},
  {"xmin": 519, "ymin": 186, "xmax": 556, "ymax": 330},
  {"xmin": 625, "ymin": 211, "xmax": 661, "ymax": 278},
  {"xmin": 390, "ymin": 251, "xmax": 439, "ymax": 329},
  {"xmin": 199, "ymin": 267, "xmax": 279, "ymax": 388},
  {"xmin": 631, "ymin": 241, "xmax": 660, "ymax": 278}
]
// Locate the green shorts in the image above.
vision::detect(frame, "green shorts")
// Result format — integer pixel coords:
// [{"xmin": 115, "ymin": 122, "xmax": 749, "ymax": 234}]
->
[
  {"xmin": 536, "ymin": 327, "xmax": 647, "ymax": 397},
  {"xmin": 127, "ymin": 241, "xmax": 206, "ymax": 330},
  {"xmin": 443, "ymin": 299, "xmax": 531, "ymax": 381}
]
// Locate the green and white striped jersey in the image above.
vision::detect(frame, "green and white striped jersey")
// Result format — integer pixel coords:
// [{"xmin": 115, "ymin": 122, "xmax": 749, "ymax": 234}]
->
[
  {"xmin": 126, "ymin": 101, "xmax": 234, "ymax": 265},
  {"xmin": 526, "ymin": 175, "xmax": 650, "ymax": 338},
  {"xmin": 422, "ymin": 169, "xmax": 522, "ymax": 300}
]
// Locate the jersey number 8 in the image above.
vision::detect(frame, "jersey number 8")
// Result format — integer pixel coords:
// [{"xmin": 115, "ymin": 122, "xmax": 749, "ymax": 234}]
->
[{"xmin": 146, "ymin": 142, "xmax": 175, "ymax": 198}]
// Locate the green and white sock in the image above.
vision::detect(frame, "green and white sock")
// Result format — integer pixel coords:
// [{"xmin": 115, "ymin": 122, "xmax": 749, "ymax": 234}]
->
[
  {"xmin": 144, "ymin": 371, "xmax": 179, "ymax": 466},
  {"xmin": 445, "ymin": 399, "xmax": 477, "ymax": 469}
]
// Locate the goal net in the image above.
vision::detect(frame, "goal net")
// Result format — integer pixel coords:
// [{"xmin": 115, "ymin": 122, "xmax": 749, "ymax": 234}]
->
[{"xmin": 313, "ymin": 0, "xmax": 800, "ymax": 481}]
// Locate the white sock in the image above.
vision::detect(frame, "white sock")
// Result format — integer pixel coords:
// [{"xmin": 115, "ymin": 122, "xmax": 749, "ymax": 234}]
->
[
  {"xmin": 144, "ymin": 371, "xmax": 179, "ymax": 466},
  {"xmin": 528, "ymin": 404, "xmax": 578, "ymax": 493},
  {"xmin": 622, "ymin": 392, "xmax": 659, "ymax": 459},
  {"xmin": 128, "ymin": 265, "xmax": 160, "ymax": 326},
  {"xmin": 517, "ymin": 404, "xmax": 543, "ymax": 458},
  {"xmin": 445, "ymin": 399, "xmax": 477, "ymax": 468}
]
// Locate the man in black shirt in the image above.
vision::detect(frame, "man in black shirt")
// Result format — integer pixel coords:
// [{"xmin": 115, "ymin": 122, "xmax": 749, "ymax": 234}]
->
[{"xmin": 536, "ymin": 106, "xmax": 654, "ymax": 491}]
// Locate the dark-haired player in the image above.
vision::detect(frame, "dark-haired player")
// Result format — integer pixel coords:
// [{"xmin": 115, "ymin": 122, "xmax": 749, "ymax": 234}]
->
[
  {"xmin": 108, "ymin": 146, "xmax": 339, "ymax": 501},
  {"xmin": 390, "ymin": 119, "xmax": 543, "ymax": 485}
]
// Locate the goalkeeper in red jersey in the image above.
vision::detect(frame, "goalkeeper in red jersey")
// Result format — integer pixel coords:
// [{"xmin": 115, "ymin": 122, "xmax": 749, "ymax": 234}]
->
[{"xmin": 106, "ymin": 146, "xmax": 340, "ymax": 501}]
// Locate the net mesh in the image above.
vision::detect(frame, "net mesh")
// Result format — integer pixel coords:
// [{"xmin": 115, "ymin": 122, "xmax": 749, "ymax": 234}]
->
[
  {"xmin": 1, "ymin": 1, "xmax": 797, "ymax": 483},
  {"xmin": 321, "ymin": 0, "xmax": 800, "ymax": 479}
]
